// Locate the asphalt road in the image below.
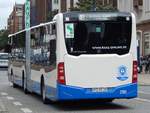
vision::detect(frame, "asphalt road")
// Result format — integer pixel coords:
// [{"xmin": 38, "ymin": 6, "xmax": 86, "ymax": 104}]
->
[{"xmin": 0, "ymin": 68, "xmax": 150, "ymax": 113}]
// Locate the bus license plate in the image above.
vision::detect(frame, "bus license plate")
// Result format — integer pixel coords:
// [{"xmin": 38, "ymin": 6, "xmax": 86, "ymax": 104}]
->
[{"xmin": 91, "ymin": 88, "xmax": 108, "ymax": 92}]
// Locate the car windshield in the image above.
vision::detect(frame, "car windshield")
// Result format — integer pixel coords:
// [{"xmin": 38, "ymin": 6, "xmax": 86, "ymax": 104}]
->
[
  {"xmin": 64, "ymin": 21, "xmax": 131, "ymax": 56},
  {"xmin": 0, "ymin": 54, "xmax": 8, "ymax": 60}
]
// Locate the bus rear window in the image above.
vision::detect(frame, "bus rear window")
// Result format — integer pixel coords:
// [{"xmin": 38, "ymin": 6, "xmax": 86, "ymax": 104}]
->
[{"xmin": 64, "ymin": 21, "xmax": 132, "ymax": 56}]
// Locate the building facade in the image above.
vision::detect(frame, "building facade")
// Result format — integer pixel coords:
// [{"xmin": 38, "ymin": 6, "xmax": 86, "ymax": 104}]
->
[
  {"xmin": 118, "ymin": 0, "xmax": 150, "ymax": 56},
  {"xmin": 30, "ymin": 0, "xmax": 52, "ymax": 26},
  {"xmin": 30, "ymin": 0, "xmax": 79, "ymax": 26},
  {"xmin": 7, "ymin": 4, "xmax": 24, "ymax": 34},
  {"xmin": 30, "ymin": 0, "xmax": 118, "ymax": 26},
  {"xmin": 52, "ymin": 0, "xmax": 78, "ymax": 12}
]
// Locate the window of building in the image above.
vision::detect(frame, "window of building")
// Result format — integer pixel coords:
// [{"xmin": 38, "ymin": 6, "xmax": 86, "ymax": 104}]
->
[
  {"xmin": 70, "ymin": 0, "xmax": 74, "ymax": 9},
  {"xmin": 133, "ymin": 0, "xmax": 143, "ymax": 10},
  {"xmin": 97, "ymin": 0, "xmax": 103, "ymax": 5},
  {"xmin": 54, "ymin": 0, "xmax": 59, "ymax": 4},
  {"xmin": 133, "ymin": 0, "xmax": 143, "ymax": 6},
  {"xmin": 97, "ymin": 0, "xmax": 116, "ymax": 6},
  {"xmin": 145, "ymin": 0, "xmax": 150, "ymax": 12},
  {"xmin": 61, "ymin": 0, "xmax": 67, "ymax": 12},
  {"xmin": 107, "ymin": 0, "xmax": 110, "ymax": 4},
  {"xmin": 138, "ymin": 0, "xmax": 143, "ymax": 6},
  {"xmin": 144, "ymin": 33, "xmax": 150, "ymax": 49},
  {"xmin": 145, "ymin": 42, "xmax": 149, "ymax": 49}
]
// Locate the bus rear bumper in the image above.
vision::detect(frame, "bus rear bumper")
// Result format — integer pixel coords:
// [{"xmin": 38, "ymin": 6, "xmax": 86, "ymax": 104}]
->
[{"xmin": 57, "ymin": 83, "xmax": 137, "ymax": 100}]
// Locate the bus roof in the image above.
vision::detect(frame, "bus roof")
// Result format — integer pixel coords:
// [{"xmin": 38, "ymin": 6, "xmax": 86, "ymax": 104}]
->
[
  {"xmin": 62, "ymin": 11, "xmax": 131, "ymax": 16},
  {"xmin": 8, "ymin": 21, "xmax": 56, "ymax": 37},
  {"xmin": 9, "ymin": 11, "xmax": 132, "ymax": 37}
]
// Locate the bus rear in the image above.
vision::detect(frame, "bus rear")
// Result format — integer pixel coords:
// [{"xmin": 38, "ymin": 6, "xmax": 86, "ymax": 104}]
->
[{"xmin": 57, "ymin": 12, "xmax": 137, "ymax": 101}]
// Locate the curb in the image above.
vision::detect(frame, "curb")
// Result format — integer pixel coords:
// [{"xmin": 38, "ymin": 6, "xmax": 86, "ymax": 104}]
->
[{"xmin": 138, "ymin": 83, "xmax": 150, "ymax": 86}]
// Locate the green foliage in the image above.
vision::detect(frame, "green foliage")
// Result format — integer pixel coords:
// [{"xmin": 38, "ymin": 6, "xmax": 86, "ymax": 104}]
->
[
  {"xmin": 97, "ymin": 4, "xmax": 117, "ymax": 11},
  {"xmin": 47, "ymin": 9, "xmax": 59, "ymax": 21},
  {"xmin": 76, "ymin": 0, "xmax": 93, "ymax": 11},
  {"xmin": 70, "ymin": 0, "xmax": 118, "ymax": 11},
  {"xmin": 0, "ymin": 30, "xmax": 9, "ymax": 50}
]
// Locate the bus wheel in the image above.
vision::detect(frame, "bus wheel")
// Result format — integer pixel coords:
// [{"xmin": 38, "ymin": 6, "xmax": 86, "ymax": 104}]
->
[
  {"xmin": 12, "ymin": 71, "xmax": 17, "ymax": 88},
  {"xmin": 13, "ymin": 82, "xmax": 17, "ymax": 88},
  {"xmin": 41, "ymin": 80, "xmax": 48, "ymax": 104},
  {"xmin": 22, "ymin": 71, "xmax": 24, "ymax": 88}
]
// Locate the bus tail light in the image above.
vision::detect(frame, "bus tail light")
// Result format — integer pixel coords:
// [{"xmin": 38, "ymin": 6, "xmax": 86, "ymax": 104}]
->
[
  {"xmin": 58, "ymin": 62, "xmax": 66, "ymax": 84},
  {"xmin": 132, "ymin": 61, "xmax": 138, "ymax": 83}
]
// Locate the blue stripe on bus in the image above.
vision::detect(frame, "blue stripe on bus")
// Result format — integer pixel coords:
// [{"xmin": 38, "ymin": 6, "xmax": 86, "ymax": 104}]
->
[
  {"xmin": 14, "ymin": 80, "xmax": 22, "ymax": 86},
  {"xmin": 45, "ymin": 86, "xmax": 57, "ymax": 100},
  {"xmin": 57, "ymin": 83, "xmax": 137, "ymax": 100},
  {"xmin": 14, "ymin": 80, "xmax": 137, "ymax": 101},
  {"xmin": 32, "ymin": 80, "xmax": 57, "ymax": 100},
  {"xmin": 32, "ymin": 81, "xmax": 41, "ymax": 94}
]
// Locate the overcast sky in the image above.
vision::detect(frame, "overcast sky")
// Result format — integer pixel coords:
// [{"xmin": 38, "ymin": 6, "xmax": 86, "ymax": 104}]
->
[{"xmin": 0, "ymin": 0, "xmax": 25, "ymax": 30}]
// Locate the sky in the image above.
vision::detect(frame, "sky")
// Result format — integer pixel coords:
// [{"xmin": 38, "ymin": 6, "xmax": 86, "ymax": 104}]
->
[{"xmin": 0, "ymin": 0, "xmax": 25, "ymax": 30}]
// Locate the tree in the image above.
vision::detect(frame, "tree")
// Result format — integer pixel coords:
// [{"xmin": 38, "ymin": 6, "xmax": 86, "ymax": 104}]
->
[
  {"xmin": 0, "ymin": 29, "xmax": 9, "ymax": 51},
  {"xmin": 70, "ymin": 0, "xmax": 118, "ymax": 11},
  {"xmin": 75, "ymin": 0, "xmax": 93, "ymax": 11},
  {"xmin": 47, "ymin": 9, "xmax": 59, "ymax": 21}
]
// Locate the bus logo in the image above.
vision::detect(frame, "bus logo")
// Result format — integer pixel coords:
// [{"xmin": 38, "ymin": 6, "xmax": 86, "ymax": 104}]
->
[{"xmin": 117, "ymin": 66, "xmax": 128, "ymax": 81}]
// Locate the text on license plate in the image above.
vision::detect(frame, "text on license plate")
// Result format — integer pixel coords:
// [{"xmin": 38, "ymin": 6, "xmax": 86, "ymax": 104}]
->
[{"xmin": 91, "ymin": 88, "xmax": 108, "ymax": 92}]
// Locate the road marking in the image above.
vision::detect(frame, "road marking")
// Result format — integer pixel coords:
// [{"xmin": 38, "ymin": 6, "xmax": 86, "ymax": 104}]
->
[
  {"xmin": 139, "ymin": 91, "xmax": 150, "ymax": 95},
  {"xmin": 6, "ymin": 96, "xmax": 14, "ymax": 100},
  {"xmin": 13, "ymin": 101, "xmax": 22, "ymax": 106},
  {"xmin": 1, "ymin": 92, "xmax": 8, "ymax": 96},
  {"xmin": 135, "ymin": 98, "xmax": 150, "ymax": 103},
  {"xmin": 21, "ymin": 108, "xmax": 32, "ymax": 113}
]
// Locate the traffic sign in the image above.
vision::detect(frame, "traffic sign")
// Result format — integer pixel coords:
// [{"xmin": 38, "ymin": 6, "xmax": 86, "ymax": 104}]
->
[{"xmin": 25, "ymin": 0, "xmax": 30, "ymax": 29}]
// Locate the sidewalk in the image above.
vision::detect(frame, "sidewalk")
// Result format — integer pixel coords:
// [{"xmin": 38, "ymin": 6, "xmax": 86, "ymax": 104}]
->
[{"xmin": 138, "ymin": 73, "xmax": 150, "ymax": 85}]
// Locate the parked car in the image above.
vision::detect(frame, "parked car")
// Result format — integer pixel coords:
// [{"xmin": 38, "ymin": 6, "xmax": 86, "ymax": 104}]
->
[{"xmin": 0, "ymin": 53, "xmax": 9, "ymax": 68}]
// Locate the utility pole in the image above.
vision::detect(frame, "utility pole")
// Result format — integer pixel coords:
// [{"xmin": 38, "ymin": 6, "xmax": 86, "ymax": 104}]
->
[{"xmin": 25, "ymin": 0, "xmax": 31, "ymax": 92}]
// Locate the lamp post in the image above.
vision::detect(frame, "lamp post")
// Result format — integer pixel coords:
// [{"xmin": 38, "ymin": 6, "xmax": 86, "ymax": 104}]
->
[{"xmin": 25, "ymin": 0, "xmax": 31, "ymax": 92}]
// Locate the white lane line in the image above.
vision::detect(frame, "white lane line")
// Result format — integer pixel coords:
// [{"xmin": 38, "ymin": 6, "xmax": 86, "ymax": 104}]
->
[
  {"xmin": 6, "ymin": 96, "xmax": 14, "ymax": 100},
  {"xmin": 13, "ymin": 101, "xmax": 22, "ymax": 106},
  {"xmin": 135, "ymin": 98, "xmax": 150, "ymax": 103},
  {"xmin": 21, "ymin": 108, "xmax": 32, "ymax": 113},
  {"xmin": 139, "ymin": 91, "xmax": 150, "ymax": 95},
  {"xmin": 1, "ymin": 92, "xmax": 8, "ymax": 96}
]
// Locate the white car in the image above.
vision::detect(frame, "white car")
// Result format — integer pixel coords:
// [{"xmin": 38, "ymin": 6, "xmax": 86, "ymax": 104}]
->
[{"xmin": 0, "ymin": 53, "xmax": 9, "ymax": 68}]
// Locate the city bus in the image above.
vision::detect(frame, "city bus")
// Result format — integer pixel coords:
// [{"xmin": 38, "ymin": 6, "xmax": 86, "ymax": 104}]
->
[{"xmin": 8, "ymin": 12, "xmax": 137, "ymax": 103}]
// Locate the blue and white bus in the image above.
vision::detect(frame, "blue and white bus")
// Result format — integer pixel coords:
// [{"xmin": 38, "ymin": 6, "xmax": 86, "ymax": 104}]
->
[{"xmin": 8, "ymin": 12, "xmax": 137, "ymax": 103}]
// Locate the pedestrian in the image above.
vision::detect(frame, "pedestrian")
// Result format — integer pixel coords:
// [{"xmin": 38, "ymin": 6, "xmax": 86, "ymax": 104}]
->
[{"xmin": 145, "ymin": 55, "xmax": 150, "ymax": 73}]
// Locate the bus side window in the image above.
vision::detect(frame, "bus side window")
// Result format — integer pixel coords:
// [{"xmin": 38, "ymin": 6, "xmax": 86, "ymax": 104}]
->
[
  {"xmin": 52, "ymin": 24, "xmax": 56, "ymax": 35},
  {"xmin": 49, "ymin": 23, "xmax": 56, "ymax": 69},
  {"xmin": 49, "ymin": 24, "xmax": 56, "ymax": 35}
]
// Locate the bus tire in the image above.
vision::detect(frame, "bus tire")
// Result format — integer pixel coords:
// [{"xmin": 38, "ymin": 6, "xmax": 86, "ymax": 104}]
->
[
  {"xmin": 23, "ymin": 76, "xmax": 29, "ymax": 94},
  {"xmin": 103, "ymin": 99, "xmax": 114, "ymax": 103},
  {"xmin": 22, "ymin": 71, "xmax": 24, "ymax": 88},
  {"xmin": 41, "ymin": 78, "xmax": 48, "ymax": 104},
  {"xmin": 13, "ymin": 82, "xmax": 17, "ymax": 88},
  {"xmin": 10, "ymin": 69, "xmax": 13, "ymax": 82},
  {"xmin": 11, "ymin": 70, "xmax": 17, "ymax": 88}
]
